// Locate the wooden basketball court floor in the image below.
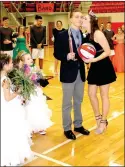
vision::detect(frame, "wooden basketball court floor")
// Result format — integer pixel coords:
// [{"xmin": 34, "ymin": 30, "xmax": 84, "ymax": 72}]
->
[{"xmin": 23, "ymin": 46, "xmax": 124, "ymax": 166}]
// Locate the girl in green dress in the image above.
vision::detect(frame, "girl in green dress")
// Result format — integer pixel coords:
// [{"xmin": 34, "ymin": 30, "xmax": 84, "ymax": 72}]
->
[{"xmin": 13, "ymin": 26, "xmax": 30, "ymax": 59}]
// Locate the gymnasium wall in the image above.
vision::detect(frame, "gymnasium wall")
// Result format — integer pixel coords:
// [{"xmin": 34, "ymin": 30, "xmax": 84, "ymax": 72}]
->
[
  {"xmin": 96, "ymin": 13, "xmax": 124, "ymax": 22},
  {"xmin": 26, "ymin": 14, "xmax": 69, "ymax": 29},
  {"xmin": 1, "ymin": 8, "xmax": 124, "ymax": 42},
  {"xmin": 96, "ymin": 12, "xmax": 124, "ymax": 33},
  {"xmin": 26, "ymin": 12, "xmax": 124, "ymax": 31},
  {"xmin": 26, "ymin": 12, "xmax": 124, "ymax": 41},
  {"xmin": 1, "ymin": 8, "xmax": 124, "ymax": 32}
]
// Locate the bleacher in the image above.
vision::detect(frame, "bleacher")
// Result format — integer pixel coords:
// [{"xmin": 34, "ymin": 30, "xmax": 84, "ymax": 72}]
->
[
  {"xmin": 3, "ymin": 1, "xmax": 36, "ymax": 12},
  {"xmin": 2, "ymin": 1, "xmax": 82, "ymax": 13},
  {"xmin": 3, "ymin": 1, "xmax": 124, "ymax": 13},
  {"xmin": 89, "ymin": 1, "xmax": 124, "ymax": 13}
]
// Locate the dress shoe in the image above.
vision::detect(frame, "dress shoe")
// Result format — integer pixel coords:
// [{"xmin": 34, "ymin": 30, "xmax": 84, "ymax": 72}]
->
[
  {"xmin": 64, "ymin": 130, "xmax": 76, "ymax": 140},
  {"xmin": 74, "ymin": 126, "xmax": 90, "ymax": 135}
]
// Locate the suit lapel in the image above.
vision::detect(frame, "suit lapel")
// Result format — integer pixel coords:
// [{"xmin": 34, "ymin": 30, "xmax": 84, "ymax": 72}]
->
[
  {"xmin": 80, "ymin": 30, "xmax": 84, "ymax": 44},
  {"xmin": 70, "ymin": 32, "xmax": 78, "ymax": 53}
]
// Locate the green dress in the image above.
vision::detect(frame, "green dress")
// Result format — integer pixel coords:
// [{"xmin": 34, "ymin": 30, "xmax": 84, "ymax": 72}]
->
[{"xmin": 13, "ymin": 37, "xmax": 30, "ymax": 59}]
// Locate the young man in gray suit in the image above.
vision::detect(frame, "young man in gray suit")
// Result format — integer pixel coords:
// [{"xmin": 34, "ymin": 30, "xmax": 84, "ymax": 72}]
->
[{"xmin": 54, "ymin": 9, "xmax": 90, "ymax": 140}]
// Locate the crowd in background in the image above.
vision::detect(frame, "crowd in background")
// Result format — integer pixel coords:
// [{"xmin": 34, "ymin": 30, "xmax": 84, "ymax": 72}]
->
[{"xmin": 0, "ymin": 16, "xmax": 124, "ymax": 73}]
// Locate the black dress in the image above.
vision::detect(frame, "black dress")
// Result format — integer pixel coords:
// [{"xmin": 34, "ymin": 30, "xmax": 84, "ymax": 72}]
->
[
  {"xmin": 87, "ymin": 40, "xmax": 117, "ymax": 86},
  {"xmin": 53, "ymin": 28, "xmax": 65, "ymax": 42},
  {"xmin": 53, "ymin": 28, "xmax": 65, "ymax": 56}
]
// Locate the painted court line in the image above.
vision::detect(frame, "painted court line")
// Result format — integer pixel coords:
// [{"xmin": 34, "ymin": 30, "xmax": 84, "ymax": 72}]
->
[
  {"xmin": 48, "ymin": 85, "xmax": 62, "ymax": 89},
  {"xmin": 42, "ymin": 126, "xmax": 96, "ymax": 155},
  {"xmin": 23, "ymin": 111, "xmax": 124, "ymax": 166},
  {"xmin": 20, "ymin": 155, "xmax": 37, "ymax": 166},
  {"xmin": 109, "ymin": 161, "xmax": 123, "ymax": 166},
  {"xmin": 42, "ymin": 111, "xmax": 124, "ymax": 155},
  {"xmin": 33, "ymin": 152, "xmax": 72, "ymax": 166},
  {"xmin": 110, "ymin": 96, "xmax": 124, "ymax": 100}
]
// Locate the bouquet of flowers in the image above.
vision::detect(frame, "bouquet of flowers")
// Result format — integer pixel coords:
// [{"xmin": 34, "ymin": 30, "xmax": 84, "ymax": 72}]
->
[
  {"xmin": 8, "ymin": 68, "xmax": 36, "ymax": 101},
  {"xmin": 23, "ymin": 64, "xmax": 50, "ymax": 87}
]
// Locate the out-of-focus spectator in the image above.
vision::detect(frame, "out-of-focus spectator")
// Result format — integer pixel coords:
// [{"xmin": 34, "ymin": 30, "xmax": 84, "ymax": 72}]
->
[
  {"xmin": 52, "ymin": 20, "xmax": 65, "ymax": 75},
  {"xmin": 121, "ymin": 24, "xmax": 125, "ymax": 34},
  {"xmin": 111, "ymin": 27, "xmax": 124, "ymax": 72},
  {"xmin": 99, "ymin": 23, "xmax": 104, "ymax": 32},
  {"xmin": 0, "ymin": 17, "xmax": 14, "ymax": 57},
  {"xmin": 104, "ymin": 22, "xmax": 115, "ymax": 56},
  {"xmin": 104, "ymin": 22, "xmax": 115, "ymax": 50},
  {"xmin": 25, "ymin": 26, "xmax": 30, "ymax": 46}
]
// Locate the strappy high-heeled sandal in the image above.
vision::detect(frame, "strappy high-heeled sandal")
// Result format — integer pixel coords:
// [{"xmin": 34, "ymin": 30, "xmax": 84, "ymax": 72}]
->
[
  {"xmin": 95, "ymin": 119, "xmax": 108, "ymax": 134},
  {"xmin": 95, "ymin": 114, "xmax": 102, "ymax": 127}
]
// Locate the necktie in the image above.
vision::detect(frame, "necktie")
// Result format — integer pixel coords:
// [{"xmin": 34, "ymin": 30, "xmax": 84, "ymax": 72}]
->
[
  {"xmin": 76, "ymin": 32, "xmax": 80, "ymax": 48},
  {"xmin": 76, "ymin": 32, "xmax": 80, "ymax": 68}
]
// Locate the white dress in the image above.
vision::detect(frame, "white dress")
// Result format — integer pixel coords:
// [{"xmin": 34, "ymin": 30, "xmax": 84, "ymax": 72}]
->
[
  {"xmin": 1, "ymin": 76, "xmax": 33, "ymax": 166},
  {"xmin": 25, "ymin": 86, "xmax": 53, "ymax": 133}
]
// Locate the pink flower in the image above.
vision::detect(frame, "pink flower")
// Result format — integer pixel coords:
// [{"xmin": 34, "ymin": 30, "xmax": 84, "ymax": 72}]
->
[
  {"xmin": 24, "ymin": 64, "xmax": 31, "ymax": 75},
  {"xmin": 31, "ymin": 73, "xmax": 37, "ymax": 81}
]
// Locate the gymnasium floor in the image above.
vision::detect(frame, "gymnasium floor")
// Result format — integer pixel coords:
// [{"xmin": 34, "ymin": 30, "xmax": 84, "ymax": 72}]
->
[{"xmin": 23, "ymin": 46, "xmax": 124, "ymax": 166}]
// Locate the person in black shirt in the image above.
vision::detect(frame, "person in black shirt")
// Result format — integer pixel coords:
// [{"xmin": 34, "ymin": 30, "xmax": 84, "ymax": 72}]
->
[
  {"xmin": 0, "ymin": 17, "xmax": 14, "ymax": 57},
  {"xmin": 104, "ymin": 22, "xmax": 115, "ymax": 56},
  {"xmin": 30, "ymin": 15, "xmax": 46, "ymax": 70},
  {"xmin": 52, "ymin": 20, "xmax": 65, "ymax": 75},
  {"xmin": 99, "ymin": 23, "xmax": 104, "ymax": 32}
]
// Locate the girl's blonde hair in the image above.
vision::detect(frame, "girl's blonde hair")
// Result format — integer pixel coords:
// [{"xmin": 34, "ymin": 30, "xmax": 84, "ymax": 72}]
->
[{"xmin": 13, "ymin": 51, "xmax": 28, "ymax": 68}]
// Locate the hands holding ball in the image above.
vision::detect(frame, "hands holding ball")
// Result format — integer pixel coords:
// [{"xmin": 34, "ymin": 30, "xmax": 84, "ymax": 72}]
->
[
  {"xmin": 78, "ymin": 43, "xmax": 96, "ymax": 63},
  {"xmin": 67, "ymin": 43, "xmax": 96, "ymax": 63}
]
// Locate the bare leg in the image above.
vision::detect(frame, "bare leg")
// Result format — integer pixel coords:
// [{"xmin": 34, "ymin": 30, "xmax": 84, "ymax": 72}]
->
[
  {"xmin": 54, "ymin": 58, "xmax": 59, "ymax": 75},
  {"xmin": 39, "ymin": 59, "xmax": 43, "ymax": 69},
  {"xmin": 100, "ymin": 84, "xmax": 110, "ymax": 120},
  {"xmin": 95, "ymin": 84, "xmax": 110, "ymax": 134},
  {"xmin": 88, "ymin": 84, "xmax": 101, "ymax": 127}
]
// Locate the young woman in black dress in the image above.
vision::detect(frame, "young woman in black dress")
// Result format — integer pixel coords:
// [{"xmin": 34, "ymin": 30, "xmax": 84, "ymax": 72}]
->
[
  {"xmin": 52, "ymin": 21, "xmax": 65, "ymax": 75},
  {"xmin": 82, "ymin": 11, "xmax": 117, "ymax": 134}
]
